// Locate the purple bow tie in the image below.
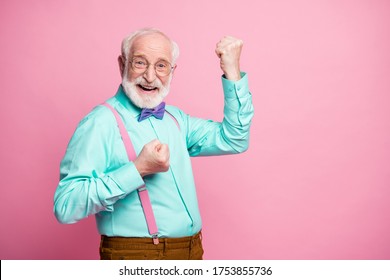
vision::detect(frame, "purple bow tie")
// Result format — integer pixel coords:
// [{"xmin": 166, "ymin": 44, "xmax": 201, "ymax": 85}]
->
[{"xmin": 138, "ymin": 102, "xmax": 166, "ymax": 122}]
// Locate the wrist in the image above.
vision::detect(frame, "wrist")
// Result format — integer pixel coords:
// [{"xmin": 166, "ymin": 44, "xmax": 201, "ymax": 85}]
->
[
  {"xmin": 223, "ymin": 68, "xmax": 241, "ymax": 81},
  {"xmin": 133, "ymin": 159, "xmax": 147, "ymax": 177}
]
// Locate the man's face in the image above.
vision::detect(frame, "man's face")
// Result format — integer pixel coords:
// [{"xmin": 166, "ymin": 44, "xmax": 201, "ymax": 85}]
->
[{"xmin": 121, "ymin": 33, "xmax": 175, "ymax": 109}]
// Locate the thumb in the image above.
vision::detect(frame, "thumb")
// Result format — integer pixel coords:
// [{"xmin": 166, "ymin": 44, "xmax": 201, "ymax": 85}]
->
[
  {"xmin": 156, "ymin": 143, "xmax": 169, "ymax": 154},
  {"xmin": 155, "ymin": 143, "xmax": 163, "ymax": 152}
]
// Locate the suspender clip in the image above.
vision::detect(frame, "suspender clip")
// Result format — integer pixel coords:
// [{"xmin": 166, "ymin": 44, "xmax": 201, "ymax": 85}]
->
[{"xmin": 152, "ymin": 234, "xmax": 159, "ymax": 245}]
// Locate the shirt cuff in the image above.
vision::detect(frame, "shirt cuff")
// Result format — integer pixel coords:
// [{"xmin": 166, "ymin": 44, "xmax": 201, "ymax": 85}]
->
[
  {"xmin": 109, "ymin": 162, "xmax": 145, "ymax": 193},
  {"xmin": 222, "ymin": 72, "xmax": 249, "ymax": 99}
]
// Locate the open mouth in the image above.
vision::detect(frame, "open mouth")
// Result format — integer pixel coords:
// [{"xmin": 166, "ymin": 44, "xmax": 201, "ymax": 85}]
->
[{"xmin": 138, "ymin": 84, "xmax": 158, "ymax": 92}]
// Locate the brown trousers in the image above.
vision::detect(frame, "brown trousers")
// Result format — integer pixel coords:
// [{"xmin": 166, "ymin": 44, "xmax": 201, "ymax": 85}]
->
[{"xmin": 99, "ymin": 232, "xmax": 203, "ymax": 260}]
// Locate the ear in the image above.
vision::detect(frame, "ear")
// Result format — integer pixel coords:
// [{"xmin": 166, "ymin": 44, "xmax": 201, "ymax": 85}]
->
[
  {"xmin": 118, "ymin": 55, "xmax": 125, "ymax": 77},
  {"xmin": 172, "ymin": 64, "xmax": 178, "ymax": 75}
]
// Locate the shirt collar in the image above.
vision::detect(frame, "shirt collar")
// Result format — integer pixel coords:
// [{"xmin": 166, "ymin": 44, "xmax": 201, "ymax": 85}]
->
[{"xmin": 114, "ymin": 85, "xmax": 142, "ymax": 118}]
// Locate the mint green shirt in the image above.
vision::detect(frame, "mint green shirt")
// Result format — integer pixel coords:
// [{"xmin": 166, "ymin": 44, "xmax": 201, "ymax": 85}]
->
[{"xmin": 54, "ymin": 73, "xmax": 254, "ymax": 238}]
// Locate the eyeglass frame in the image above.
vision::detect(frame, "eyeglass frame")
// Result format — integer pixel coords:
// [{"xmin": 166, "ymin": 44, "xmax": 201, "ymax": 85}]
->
[{"xmin": 125, "ymin": 55, "xmax": 175, "ymax": 77}]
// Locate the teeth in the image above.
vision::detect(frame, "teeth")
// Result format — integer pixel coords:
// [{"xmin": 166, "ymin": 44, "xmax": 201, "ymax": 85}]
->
[{"xmin": 139, "ymin": 85, "xmax": 156, "ymax": 90}]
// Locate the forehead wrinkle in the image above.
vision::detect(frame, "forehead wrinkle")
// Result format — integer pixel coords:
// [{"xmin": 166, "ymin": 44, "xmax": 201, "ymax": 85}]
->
[{"xmin": 130, "ymin": 34, "xmax": 172, "ymax": 62}]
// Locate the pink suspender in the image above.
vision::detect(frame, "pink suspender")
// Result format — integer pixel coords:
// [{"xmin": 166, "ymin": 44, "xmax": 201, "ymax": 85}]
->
[
  {"xmin": 102, "ymin": 102, "xmax": 159, "ymax": 245},
  {"xmin": 165, "ymin": 110, "xmax": 180, "ymax": 131}
]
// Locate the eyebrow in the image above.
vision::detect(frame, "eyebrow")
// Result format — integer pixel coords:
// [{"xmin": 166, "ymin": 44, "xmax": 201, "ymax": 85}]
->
[{"xmin": 131, "ymin": 53, "xmax": 171, "ymax": 63}]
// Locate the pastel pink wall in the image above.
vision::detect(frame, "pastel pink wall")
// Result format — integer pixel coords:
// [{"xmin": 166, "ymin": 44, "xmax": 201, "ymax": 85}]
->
[{"xmin": 1, "ymin": 0, "xmax": 389, "ymax": 260}]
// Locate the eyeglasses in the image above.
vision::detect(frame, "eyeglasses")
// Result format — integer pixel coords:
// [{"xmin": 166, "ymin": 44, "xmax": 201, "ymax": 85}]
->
[{"xmin": 129, "ymin": 56, "xmax": 174, "ymax": 77}]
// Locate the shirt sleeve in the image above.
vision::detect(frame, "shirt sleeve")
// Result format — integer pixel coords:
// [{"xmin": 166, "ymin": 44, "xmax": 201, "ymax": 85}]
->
[
  {"xmin": 53, "ymin": 106, "xmax": 145, "ymax": 224},
  {"xmin": 186, "ymin": 72, "xmax": 254, "ymax": 156}
]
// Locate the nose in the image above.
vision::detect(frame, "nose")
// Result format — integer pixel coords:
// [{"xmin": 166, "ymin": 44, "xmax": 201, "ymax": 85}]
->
[{"xmin": 143, "ymin": 64, "xmax": 157, "ymax": 83}]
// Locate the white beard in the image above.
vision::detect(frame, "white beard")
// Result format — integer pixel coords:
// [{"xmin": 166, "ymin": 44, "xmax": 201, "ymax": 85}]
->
[{"xmin": 122, "ymin": 73, "xmax": 171, "ymax": 109}]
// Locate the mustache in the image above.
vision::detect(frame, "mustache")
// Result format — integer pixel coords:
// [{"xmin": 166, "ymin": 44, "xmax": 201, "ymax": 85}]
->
[{"xmin": 133, "ymin": 76, "xmax": 162, "ymax": 88}]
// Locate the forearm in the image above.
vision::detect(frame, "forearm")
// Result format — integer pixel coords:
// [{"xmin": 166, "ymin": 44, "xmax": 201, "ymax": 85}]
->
[
  {"xmin": 187, "ymin": 73, "xmax": 254, "ymax": 156},
  {"xmin": 54, "ymin": 162, "xmax": 144, "ymax": 224}
]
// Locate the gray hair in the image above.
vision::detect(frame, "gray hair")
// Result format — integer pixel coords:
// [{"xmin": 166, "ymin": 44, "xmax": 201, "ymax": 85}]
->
[{"xmin": 121, "ymin": 28, "xmax": 180, "ymax": 65}]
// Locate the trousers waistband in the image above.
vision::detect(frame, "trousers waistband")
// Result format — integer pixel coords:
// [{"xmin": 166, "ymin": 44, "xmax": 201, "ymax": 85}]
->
[{"xmin": 101, "ymin": 232, "xmax": 202, "ymax": 250}]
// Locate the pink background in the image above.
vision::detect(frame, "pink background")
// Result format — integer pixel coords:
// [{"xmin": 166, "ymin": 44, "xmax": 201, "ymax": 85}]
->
[{"xmin": 1, "ymin": 0, "xmax": 389, "ymax": 260}]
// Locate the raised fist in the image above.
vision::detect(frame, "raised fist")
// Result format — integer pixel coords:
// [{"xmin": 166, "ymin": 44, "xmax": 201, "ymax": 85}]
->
[
  {"xmin": 133, "ymin": 139, "xmax": 170, "ymax": 177},
  {"xmin": 215, "ymin": 36, "xmax": 244, "ymax": 81}
]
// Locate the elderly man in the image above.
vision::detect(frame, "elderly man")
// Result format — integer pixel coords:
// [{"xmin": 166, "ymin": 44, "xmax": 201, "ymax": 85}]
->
[{"xmin": 54, "ymin": 28, "xmax": 254, "ymax": 260}]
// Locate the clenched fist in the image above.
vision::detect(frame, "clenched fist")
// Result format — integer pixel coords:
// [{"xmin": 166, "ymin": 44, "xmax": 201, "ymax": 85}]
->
[
  {"xmin": 215, "ymin": 36, "xmax": 244, "ymax": 81},
  {"xmin": 133, "ymin": 139, "xmax": 170, "ymax": 177}
]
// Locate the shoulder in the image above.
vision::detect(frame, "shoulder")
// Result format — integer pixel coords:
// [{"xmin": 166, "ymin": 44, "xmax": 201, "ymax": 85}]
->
[
  {"xmin": 165, "ymin": 104, "xmax": 185, "ymax": 118},
  {"xmin": 75, "ymin": 101, "xmax": 118, "ymax": 135},
  {"xmin": 165, "ymin": 104, "xmax": 188, "ymax": 132},
  {"xmin": 165, "ymin": 104, "xmax": 189, "ymax": 122}
]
